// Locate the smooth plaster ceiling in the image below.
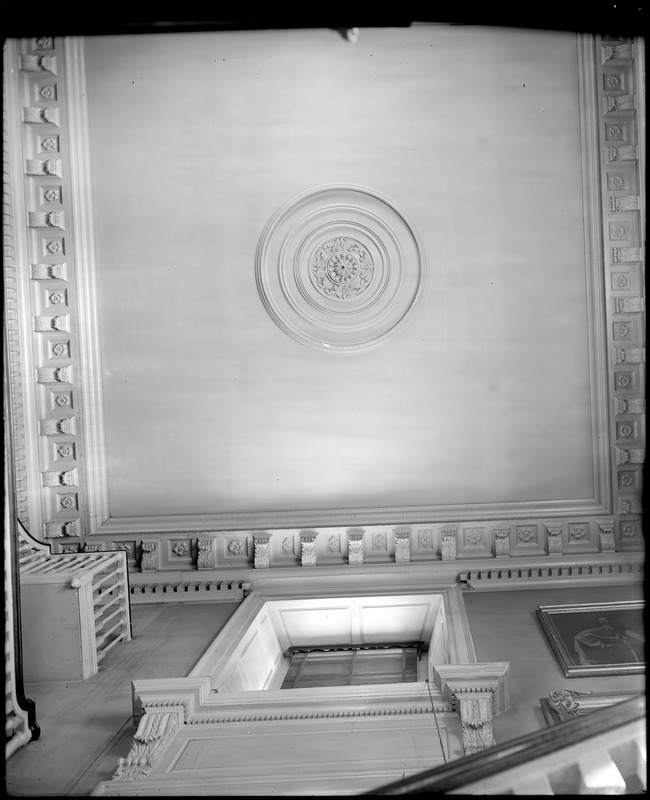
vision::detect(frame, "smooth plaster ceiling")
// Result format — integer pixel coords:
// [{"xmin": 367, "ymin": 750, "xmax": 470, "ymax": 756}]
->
[{"xmin": 83, "ymin": 25, "xmax": 594, "ymax": 521}]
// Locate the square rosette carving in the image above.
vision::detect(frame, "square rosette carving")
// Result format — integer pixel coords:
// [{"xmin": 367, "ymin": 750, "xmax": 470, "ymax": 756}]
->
[
  {"xmin": 567, "ymin": 522, "xmax": 591, "ymax": 546},
  {"xmin": 49, "ymin": 389, "xmax": 73, "ymax": 411},
  {"xmin": 515, "ymin": 525, "xmax": 538, "ymax": 547},
  {"xmin": 43, "ymin": 286, "xmax": 68, "ymax": 309},
  {"xmin": 618, "ymin": 519, "xmax": 641, "ymax": 542},
  {"xmin": 43, "ymin": 237, "xmax": 65, "ymax": 257},
  {"xmin": 278, "ymin": 535, "xmax": 295, "ymax": 557},
  {"xmin": 417, "ymin": 529, "xmax": 433, "ymax": 550},
  {"xmin": 168, "ymin": 538, "xmax": 193, "ymax": 561},
  {"xmin": 56, "ymin": 493, "xmax": 78, "ymax": 512},
  {"xmin": 618, "ymin": 469, "xmax": 639, "ymax": 491},
  {"xmin": 603, "ymin": 69, "xmax": 627, "ymax": 92},
  {"xmin": 371, "ymin": 531, "xmax": 387, "ymax": 551},
  {"xmin": 34, "ymin": 80, "xmax": 57, "ymax": 103},
  {"xmin": 616, "ymin": 420, "xmax": 638, "ymax": 442},
  {"xmin": 50, "ymin": 439, "xmax": 75, "ymax": 462},
  {"xmin": 224, "ymin": 536, "xmax": 249, "ymax": 559},
  {"xmin": 48, "ymin": 338, "xmax": 70, "ymax": 359},
  {"xmin": 606, "ymin": 165, "xmax": 636, "ymax": 194},
  {"xmin": 463, "ymin": 527, "xmax": 485, "ymax": 549},
  {"xmin": 40, "ymin": 185, "xmax": 63, "ymax": 205},
  {"xmin": 614, "ymin": 370, "xmax": 637, "ymax": 392},
  {"xmin": 604, "ymin": 119, "xmax": 630, "ymax": 143},
  {"xmin": 110, "ymin": 540, "xmax": 137, "ymax": 564},
  {"xmin": 612, "ymin": 319, "xmax": 639, "ymax": 341}
]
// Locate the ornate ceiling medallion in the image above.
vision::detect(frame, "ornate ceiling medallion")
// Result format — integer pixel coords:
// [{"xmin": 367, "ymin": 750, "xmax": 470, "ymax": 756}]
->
[
  {"xmin": 255, "ymin": 185, "xmax": 425, "ymax": 351},
  {"xmin": 310, "ymin": 236, "xmax": 374, "ymax": 301}
]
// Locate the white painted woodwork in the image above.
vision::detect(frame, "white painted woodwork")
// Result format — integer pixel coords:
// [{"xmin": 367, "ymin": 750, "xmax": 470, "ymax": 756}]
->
[
  {"xmin": 82, "ymin": 26, "xmax": 597, "ymax": 523},
  {"xmin": 20, "ymin": 582, "xmax": 85, "ymax": 681},
  {"xmin": 189, "ymin": 591, "xmax": 449, "ymax": 693},
  {"xmin": 94, "ymin": 714, "xmax": 458, "ymax": 796},
  {"xmin": 20, "ymin": 550, "xmax": 131, "ymax": 681}
]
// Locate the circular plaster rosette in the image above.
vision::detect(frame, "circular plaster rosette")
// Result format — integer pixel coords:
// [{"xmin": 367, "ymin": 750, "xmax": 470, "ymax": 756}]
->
[{"xmin": 255, "ymin": 185, "xmax": 425, "ymax": 351}]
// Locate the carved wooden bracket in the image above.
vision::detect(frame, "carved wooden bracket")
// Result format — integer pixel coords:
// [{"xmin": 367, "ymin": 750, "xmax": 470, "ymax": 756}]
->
[
  {"xmin": 433, "ymin": 662, "xmax": 510, "ymax": 756},
  {"xmin": 113, "ymin": 709, "xmax": 182, "ymax": 781}
]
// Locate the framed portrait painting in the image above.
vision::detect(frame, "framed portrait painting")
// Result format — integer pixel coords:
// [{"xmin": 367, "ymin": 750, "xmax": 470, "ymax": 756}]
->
[{"xmin": 536, "ymin": 601, "xmax": 645, "ymax": 678}]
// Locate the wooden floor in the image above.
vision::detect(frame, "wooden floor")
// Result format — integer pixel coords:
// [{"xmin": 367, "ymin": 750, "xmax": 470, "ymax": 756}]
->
[{"xmin": 6, "ymin": 601, "xmax": 240, "ymax": 797}]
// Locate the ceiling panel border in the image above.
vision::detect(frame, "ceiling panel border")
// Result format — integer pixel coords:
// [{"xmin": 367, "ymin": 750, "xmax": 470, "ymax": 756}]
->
[{"xmin": 4, "ymin": 32, "xmax": 644, "ymax": 557}]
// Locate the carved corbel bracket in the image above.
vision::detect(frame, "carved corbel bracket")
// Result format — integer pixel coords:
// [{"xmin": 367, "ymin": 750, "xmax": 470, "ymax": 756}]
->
[
  {"xmin": 457, "ymin": 692, "xmax": 496, "ymax": 756},
  {"xmin": 112, "ymin": 708, "xmax": 182, "ymax": 782},
  {"xmin": 433, "ymin": 663, "xmax": 510, "ymax": 757}
]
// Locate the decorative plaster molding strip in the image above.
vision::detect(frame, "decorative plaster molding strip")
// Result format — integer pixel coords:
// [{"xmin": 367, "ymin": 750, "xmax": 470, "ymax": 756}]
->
[
  {"xmin": 65, "ymin": 509, "xmax": 644, "ymax": 570},
  {"xmin": 129, "ymin": 576, "xmax": 247, "ymax": 605},
  {"xmin": 595, "ymin": 35, "xmax": 646, "ymax": 546},
  {"xmin": 5, "ymin": 37, "xmax": 86, "ymax": 542},
  {"xmin": 186, "ymin": 705, "xmax": 452, "ymax": 725},
  {"xmin": 459, "ymin": 559, "xmax": 643, "ymax": 590}
]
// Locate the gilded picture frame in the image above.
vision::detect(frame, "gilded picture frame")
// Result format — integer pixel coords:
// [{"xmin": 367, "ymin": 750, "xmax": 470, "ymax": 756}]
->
[{"xmin": 536, "ymin": 601, "xmax": 645, "ymax": 678}]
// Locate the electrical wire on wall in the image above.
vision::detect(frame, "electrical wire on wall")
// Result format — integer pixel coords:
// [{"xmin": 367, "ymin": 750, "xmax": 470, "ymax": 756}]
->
[{"xmin": 425, "ymin": 678, "xmax": 448, "ymax": 764}]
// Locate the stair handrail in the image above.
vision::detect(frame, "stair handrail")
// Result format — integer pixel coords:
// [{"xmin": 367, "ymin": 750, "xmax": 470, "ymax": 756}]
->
[{"xmin": 365, "ymin": 693, "xmax": 645, "ymax": 794}]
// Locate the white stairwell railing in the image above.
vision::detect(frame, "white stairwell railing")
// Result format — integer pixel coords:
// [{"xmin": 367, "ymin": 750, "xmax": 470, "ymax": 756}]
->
[
  {"xmin": 19, "ymin": 529, "xmax": 132, "ymax": 680},
  {"xmin": 369, "ymin": 694, "xmax": 646, "ymax": 795}
]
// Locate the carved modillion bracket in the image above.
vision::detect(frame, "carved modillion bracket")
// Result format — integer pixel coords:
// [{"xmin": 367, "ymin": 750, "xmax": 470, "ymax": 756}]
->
[
  {"xmin": 347, "ymin": 531, "xmax": 364, "ymax": 565},
  {"xmin": 197, "ymin": 537, "xmax": 216, "ymax": 569},
  {"xmin": 300, "ymin": 535, "xmax": 317, "ymax": 567},
  {"xmin": 254, "ymin": 535, "xmax": 271, "ymax": 569},
  {"xmin": 141, "ymin": 540, "xmax": 160, "ymax": 572}
]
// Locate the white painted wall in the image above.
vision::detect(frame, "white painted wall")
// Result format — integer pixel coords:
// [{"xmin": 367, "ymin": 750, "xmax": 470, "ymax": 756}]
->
[{"xmin": 83, "ymin": 25, "xmax": 593, "ymax": 520}]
